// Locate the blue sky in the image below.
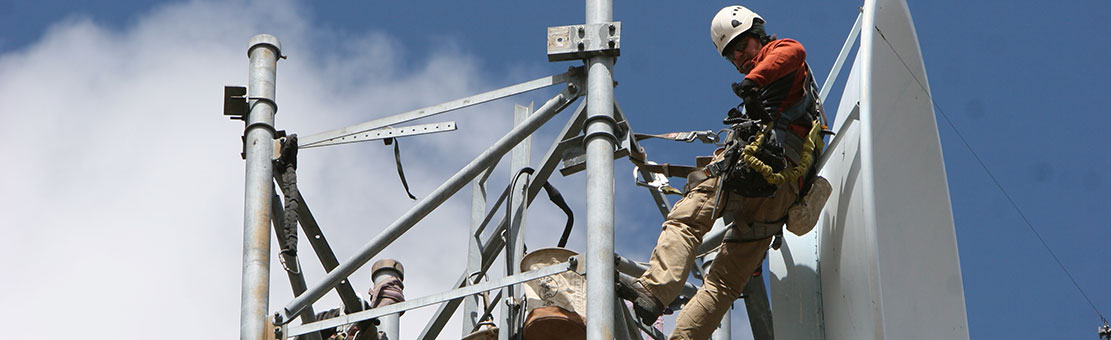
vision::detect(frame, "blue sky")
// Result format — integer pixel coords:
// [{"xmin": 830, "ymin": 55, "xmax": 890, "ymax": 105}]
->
[{"xmin": 1, "ymin": 1, "xmax": 1107, "ymax": 339}]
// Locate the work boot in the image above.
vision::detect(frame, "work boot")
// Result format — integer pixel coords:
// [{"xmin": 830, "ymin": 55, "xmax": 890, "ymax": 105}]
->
[{"xmin": 615, "ymin": 275, "xmax": 664, "ymax": 325}]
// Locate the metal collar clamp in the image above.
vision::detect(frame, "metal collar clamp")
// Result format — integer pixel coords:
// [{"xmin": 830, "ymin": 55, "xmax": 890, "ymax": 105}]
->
[{"xmin": 582, "ymin": 114, "xmax": 620, "ymax": 146}]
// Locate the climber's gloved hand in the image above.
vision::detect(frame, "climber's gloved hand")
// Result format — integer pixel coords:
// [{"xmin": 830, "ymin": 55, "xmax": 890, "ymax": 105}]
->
[
  {"xmin": 731, "ymin": 78, "xmax": 762, "ymax": 99},
  {"xmin": 731, "ymin": 79, "xmax": 771, "ymax": 124},
  {"xmin": 723, "ymin": 106, "xmax": 745, "ymax": 125}
]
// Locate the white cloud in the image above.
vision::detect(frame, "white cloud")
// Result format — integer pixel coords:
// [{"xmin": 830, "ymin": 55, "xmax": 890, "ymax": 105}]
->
[{"xmin": 0, "ymin": 0, "xmax": 578, "ymax": 339}]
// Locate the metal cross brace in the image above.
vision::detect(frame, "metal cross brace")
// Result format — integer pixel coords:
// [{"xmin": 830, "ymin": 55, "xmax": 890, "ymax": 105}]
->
[
  {"xmin": 269, "ymin": 193, "xmax": 323, "ymax": 340},
  {"xmin": 298, "ymin": 68, "xmax": 582, "ymax": 148},
  {"xmin": 813, "ymin": 104, "xmax": 859, "ymax": 173},
  {"xmin": 284, "ymin": 258, "xmax": 579, "ymax": 338},
  {"xmin": 300, "ymin": 121, "xmax": 457, "ymax": 149},
  {"xmin": 274, "ymin": 175, "xmax": 366, "ymax": 315},
  {"xmin": 819, "ymin": 10, "xmax": 863, "ymax": 104}
]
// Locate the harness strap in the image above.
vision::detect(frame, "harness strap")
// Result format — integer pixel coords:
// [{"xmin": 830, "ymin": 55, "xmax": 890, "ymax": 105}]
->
[
  {"xmin": 636, "ymin": 161, "xmax": 701, "ymax": 179},
  {"xmin": 723, "ymin": 217, "xmax": 785, "ymax": 242},
  {"xmin": 631, "ymin": 158, "xmax": 687, "ymax": 195},
  {"xmin": 633, "ymin": 130, "xmax": 719, "ymax": 144},
  {"xmin": 626, "ymin": 133, "xmax": 710, "ymax": 195}
]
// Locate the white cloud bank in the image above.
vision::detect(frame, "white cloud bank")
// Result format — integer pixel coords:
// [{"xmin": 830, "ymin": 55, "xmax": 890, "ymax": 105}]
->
[{"xmin": 0, "ymin": 0, "xmax": 579, "ymax": 338}]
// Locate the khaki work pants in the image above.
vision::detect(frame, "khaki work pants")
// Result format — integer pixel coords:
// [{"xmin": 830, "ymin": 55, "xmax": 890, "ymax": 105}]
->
[{"xmin": 638, "ymin": 168, "xmax": 798, "ymax": 340}]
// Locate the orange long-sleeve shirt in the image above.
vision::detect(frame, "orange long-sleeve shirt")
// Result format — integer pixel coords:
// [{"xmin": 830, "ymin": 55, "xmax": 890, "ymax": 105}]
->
[{"xmin": 743, "ymin": 38, "xmax": 808, "ymax": 112}]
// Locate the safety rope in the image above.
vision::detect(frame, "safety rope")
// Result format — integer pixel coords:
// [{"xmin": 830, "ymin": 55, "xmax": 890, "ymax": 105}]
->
[{"xmin": 739, "ymin": 118, "xmax": 825, "ymax": 185}]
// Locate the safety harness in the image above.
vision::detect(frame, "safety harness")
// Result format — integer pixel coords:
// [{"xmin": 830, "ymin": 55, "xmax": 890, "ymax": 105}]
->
[
  {"xmin": 633, "ymin": 75, "xmax": 829, "ymax": 244},
  {"xmin": 739, "ymin": 117, "xmax": 825, "ymax": 185}
]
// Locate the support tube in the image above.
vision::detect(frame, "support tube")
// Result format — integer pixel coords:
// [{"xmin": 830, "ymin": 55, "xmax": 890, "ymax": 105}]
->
[
  {"xmin": 241, "ymin": 34, "xmax": 281, "ymax": 340},
  {"xmin": 585, "ymin": 1, "xmax": 617, "ymax": 339}
]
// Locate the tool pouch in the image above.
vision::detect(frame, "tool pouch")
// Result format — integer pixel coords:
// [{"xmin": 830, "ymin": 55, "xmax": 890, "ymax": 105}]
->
[{"xmin": 786, "ymin": 175, "xmax": 831, "ymax": 236}]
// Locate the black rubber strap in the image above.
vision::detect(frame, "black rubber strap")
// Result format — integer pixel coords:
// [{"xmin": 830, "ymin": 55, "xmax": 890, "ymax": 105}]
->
[{"xmin": 386, "ymin": 138, "xmax": 417, "ymax": 200}]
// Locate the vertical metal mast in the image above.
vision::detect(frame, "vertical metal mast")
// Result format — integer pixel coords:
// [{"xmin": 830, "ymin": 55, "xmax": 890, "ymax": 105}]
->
[
  {"xmin": 584, "ymin": 0, "xmax": 617, "ymax": 339},
  {"xmin": 241, "ymin": 34, "xmax": 280, "ymax": 340}
]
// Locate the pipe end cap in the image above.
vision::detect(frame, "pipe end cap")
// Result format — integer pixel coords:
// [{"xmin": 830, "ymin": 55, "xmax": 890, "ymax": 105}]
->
[
  {"xmin": 248, "ymin": 34, "xmax": 282, "ymax": 56},
  {"xmin": 371, "ymin": 259, "xmax": 404, "ymax": 281}
]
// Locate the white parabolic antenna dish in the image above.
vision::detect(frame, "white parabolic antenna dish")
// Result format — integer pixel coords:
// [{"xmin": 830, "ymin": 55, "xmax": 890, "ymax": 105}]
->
[{"xmin": 769, "ymin": 0, "xmax": 969, "ymax": 338}]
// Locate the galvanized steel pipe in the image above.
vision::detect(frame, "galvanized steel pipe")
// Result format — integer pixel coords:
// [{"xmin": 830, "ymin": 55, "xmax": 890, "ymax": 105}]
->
[
  {"xmin": 584, "ymin": 0, "xmax": 617, "ymax": 339},
  {"xmin": 278, "ymin": 86, "xmax": 580, "ymax": 323},
  {"xmin": 241, "ymin": 34, "xmax": 280, "ymax": 340},
  {"xmin": 371, "ymin": 260, "xmax": 404, "ymax": 340}
]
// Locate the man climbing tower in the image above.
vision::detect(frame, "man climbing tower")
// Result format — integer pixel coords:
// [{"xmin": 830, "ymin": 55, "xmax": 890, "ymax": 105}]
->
[{"xmin": 617, "ymin": 5, "xmax": 832, "ymax": 340}]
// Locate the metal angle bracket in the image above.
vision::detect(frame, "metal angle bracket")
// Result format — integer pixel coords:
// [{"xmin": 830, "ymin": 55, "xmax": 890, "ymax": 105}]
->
[
  {"xmin": 224, "ymin": 86, "xmax": 248, "ymax": 119},
  {"xmin": 547, "ymin": 22, "xmax": 621, "ymax": 62},
  {"xmin": 300, "ymin": 121, "xmax": 458, "ymax": 149}
]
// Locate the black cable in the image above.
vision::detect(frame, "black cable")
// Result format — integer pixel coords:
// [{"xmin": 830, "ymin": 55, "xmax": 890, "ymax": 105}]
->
[
  {"xmin": 876, "ymin": 26, "xmax": 1107, "ymax": 324},
  {"xmin": 504, "ymin": 167, "xmax": 576, "ymax": 248},
  {"xmin": 505, "ymin": 167, "xmax": 536, "ymax": 253},
  {"xmin": 542, "ymin": 182, "xmax": 575, "ymax": 248}
]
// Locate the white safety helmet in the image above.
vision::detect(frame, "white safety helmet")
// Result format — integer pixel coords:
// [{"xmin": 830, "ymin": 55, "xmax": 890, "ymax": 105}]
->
[{"xmin": 710, "ymin": 5, "xmax": 764, "ymax": 56}]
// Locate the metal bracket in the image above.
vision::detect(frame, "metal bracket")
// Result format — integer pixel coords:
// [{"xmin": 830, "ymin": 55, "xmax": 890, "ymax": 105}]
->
[
  {"xmin": 547, "ymin": 22, "xmax": 621, "ymax": 62},
  {"xmin": 268, "ymin": 315, "xmax": 284, "ymax": 340},
  {"xmin": 224, "ymin": 86, "xmax": 248, "ymax": 119},
  {"xmin": 632, "ymin": 162, "xmax": 677, "ymax": 194}
]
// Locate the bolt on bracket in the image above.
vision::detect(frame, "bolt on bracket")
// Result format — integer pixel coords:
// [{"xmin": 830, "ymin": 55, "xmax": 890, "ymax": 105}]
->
[{"xmin": 547, "ymin": 22, "xmax": 621, "ymax": 62}]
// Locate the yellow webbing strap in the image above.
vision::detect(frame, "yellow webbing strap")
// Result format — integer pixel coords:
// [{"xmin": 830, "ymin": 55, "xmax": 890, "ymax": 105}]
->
[{"xmin": 740, "ymin": 119, "xmax": 825, "ymax": 185}]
